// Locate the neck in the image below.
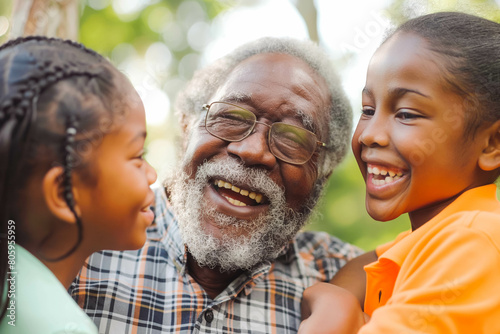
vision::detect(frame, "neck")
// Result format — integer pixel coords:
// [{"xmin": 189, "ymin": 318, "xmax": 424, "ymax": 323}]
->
[
  {"xmin": 21, "ymin": 218, "xmax": 89, "ymax": 289},
  {"xmin": 187, "ymin": 253, "xmax": 243, "ymax": 299},
  {"xmin": 41, "ymin": 252, "xmax": 88, "ymax": 289}
]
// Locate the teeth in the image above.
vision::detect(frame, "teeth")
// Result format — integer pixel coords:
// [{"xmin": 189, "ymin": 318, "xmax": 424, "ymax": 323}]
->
[
  {"xmin": 368, "ymin": 165, "xmax": 404, "ymax": 186},
  {"xmin": 215, "ymin": 179, "xmax": 264, "ymax": 205},
  {"xmin": 368, "ymin": 166, "xmax": 404, "ymax": 185},
  {"xmin": 255, "ymin": 194, "xmax": 262, "ymax": 203},
  {"xmin": 223, "ymin": 195, "xmax": 247, "ymax": 207}
]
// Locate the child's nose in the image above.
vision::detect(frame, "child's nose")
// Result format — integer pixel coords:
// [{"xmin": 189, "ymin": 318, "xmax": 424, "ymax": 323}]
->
[
  {"xmin": 145, "ymin": 161, "xmax": 157, "ymax": 185},
  {"xmin": 358, "ymin": 113, "xmax": 390, "ymax": 147},
  {"xmin": 226, "ymin": 123, "xmax": 277, "ymax": 169}
]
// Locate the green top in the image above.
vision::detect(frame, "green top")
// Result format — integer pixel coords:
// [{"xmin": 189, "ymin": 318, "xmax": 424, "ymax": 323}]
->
[{"xmin": 0, "ymin": 245, "xmax": 98, "ymax": 334}]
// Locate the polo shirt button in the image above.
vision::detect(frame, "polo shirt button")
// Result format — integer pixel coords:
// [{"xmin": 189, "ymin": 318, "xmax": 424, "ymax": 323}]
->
[{"xmin": 205, "ymin": 310, "xmax": 214, "ymax": 323}]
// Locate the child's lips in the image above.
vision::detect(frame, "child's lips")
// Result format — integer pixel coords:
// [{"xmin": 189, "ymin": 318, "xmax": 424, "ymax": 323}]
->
[
  {"xmin": 140, "ymin": 194, "xmax": 155, "ymax": 223},
  {"xmin": 140, "ymin": 205, "xmax": 155, "ymax": 224}
]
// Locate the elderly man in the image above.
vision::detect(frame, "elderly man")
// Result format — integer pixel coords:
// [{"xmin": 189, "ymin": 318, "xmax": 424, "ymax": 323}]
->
[{"xmin": 70, "ymin": 37, "xmax": 360, "ymax": 333}]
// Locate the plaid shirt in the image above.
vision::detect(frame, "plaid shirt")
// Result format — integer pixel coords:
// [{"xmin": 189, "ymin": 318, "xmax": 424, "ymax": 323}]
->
[{"xmin": 70, "ymin": 187, "xmax": 361, "ymax": 334}]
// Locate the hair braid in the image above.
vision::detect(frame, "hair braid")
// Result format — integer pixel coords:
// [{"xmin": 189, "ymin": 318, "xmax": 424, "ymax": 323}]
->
[
  {"xmin": 41, "ymin": 113, "xmax": 84, "ymax": 262},
  {"xmin": 0, "ymin": 35, "xmax": 102, "ymax": 58},
  {"xmin": 0, "ymin": 39, "xmax": 103, "ymax": 262},
  {"xmin": 0, "ymin": 36, "xmax": 118, "ymax": 320}
]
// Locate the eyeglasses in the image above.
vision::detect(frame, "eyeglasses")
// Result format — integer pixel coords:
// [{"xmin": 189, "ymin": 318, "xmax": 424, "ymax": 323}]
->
[{"xmin": 203, "ymin": 101, "xmax": 326, "ymax": 165}]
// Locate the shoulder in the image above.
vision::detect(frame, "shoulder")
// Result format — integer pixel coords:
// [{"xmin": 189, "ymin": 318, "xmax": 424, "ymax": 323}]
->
[
  {"xmin": 294, "ymin": 230, "xmax": 362, "ymax": 261},
  {"xmin": 442, "ymin": 211, "xmax": 500, "ymax": 252},
  {"xmin": 400, "ymin": 211, "xmax": 500, "ymax": 278},
  {"xmin": 11, "ymin": 249, "xmax": 98, "ymax": 333},
  {"xmin": 433, "ymin": 209, "xmax": 500, "ymax": 253},
  {"xmin": 145, "ymin": 185, "xmax": 179, "ymax": 240},
  {"xmin": 287, "ymin": 230, "xmax": 362, "ymax": 282}
]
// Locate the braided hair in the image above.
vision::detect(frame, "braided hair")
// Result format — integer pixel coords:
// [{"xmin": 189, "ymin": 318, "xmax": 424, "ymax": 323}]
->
[{"xmin": 0, "ymin": 36, "xmax": 119, "ymax": 319}]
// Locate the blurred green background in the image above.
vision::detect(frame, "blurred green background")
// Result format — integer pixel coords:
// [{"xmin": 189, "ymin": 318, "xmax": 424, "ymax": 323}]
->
[{"xmin": 1, "ymin": 0, "xmax": 499, "ymax": 251}]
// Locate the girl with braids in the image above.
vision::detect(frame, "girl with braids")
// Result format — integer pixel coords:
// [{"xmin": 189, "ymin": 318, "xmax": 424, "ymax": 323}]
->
[
  {"xmin": 0, "ymin": 36, "xmax": 157, "ymax": 333},
  {"xmin": 300, "ymin": 12, "xmax": 500, "ymax": 333}
]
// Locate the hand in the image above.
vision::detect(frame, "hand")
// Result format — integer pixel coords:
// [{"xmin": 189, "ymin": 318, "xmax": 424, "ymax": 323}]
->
[{"xmin": 299, "ymin": 283, "xmax": 366, "ymax": 334}]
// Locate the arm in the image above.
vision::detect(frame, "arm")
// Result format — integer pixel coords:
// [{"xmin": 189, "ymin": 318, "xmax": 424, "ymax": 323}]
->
[
  {"xmin": 330, "ymin": 250, "xmax": 377, "ymax": 310},
  {"xmin": 299, "ymin": 251, "xmax": 377, "ymax": 334}
]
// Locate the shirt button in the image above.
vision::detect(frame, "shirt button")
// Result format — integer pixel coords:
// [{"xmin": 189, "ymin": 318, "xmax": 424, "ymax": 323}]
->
[{"xmin": 204, "ymin": 310, "xmax": 214, "ymax": 323}]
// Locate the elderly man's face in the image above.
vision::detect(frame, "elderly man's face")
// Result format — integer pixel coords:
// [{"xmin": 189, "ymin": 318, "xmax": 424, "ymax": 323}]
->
[{"xmin": 170, "ymin": 53, "xmax": 331, "ymax": 271}]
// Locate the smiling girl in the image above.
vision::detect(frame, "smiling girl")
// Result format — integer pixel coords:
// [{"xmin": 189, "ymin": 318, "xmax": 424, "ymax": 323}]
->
[
  {"xmin": 300, "ymin": 12, "xmax": 500, "ymax": 333},
  {"xmin": 0, "ymin": 37, "xmax": 157, "ymax": 333}
]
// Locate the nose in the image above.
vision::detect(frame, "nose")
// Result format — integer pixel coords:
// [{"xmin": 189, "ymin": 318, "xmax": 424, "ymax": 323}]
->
[
  {"xmin": 145, "ymin": 160, "xmax": 157, "ymax": 185},
  {"xmin": 226, "ymin": 122, "xmax": 277, "ymax": 169},
  {"xmin": 357, "ymin": 111, "xmax": 390, "ymax": 148}
]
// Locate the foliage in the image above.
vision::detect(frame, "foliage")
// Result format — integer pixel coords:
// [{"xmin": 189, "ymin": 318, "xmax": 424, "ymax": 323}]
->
[
  {"xmin": 0, "ymin": 1, "xmax": 12, "ymax": 44},
  {"xmin": 2, "ymin": 0, "xmax": 498, "ymax": 252}
]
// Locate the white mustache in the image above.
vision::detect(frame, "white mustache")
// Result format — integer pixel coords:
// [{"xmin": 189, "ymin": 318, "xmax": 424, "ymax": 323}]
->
[
  {"xmin": 195, "ymin": 157, "xmax": 284, "ymax": 206},
  {"xmin": 168, "ymin": 156, "xmax": 309, "ymax": 272}
]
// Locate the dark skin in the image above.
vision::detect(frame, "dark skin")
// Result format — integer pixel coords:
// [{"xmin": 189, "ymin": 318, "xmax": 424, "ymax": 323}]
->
[
  {"xmin": 187, "ymin": 254, "xmax": 243, "ymax": 299},
  {"xmin": 299, "ymin": 251, "xmax": 377, "ymax": 334},
  {"xmin": 329, "ymin": 250, "xmax": 377, "ymax": 309},
  {"xmin": 180, "ymin": 53, "xmax": 331, "ymax": 298},
  {"xmin": 300, "ymin": 31, "xmax": 500, "ymax": 334},
  {"xmin": 18, "ymin": 77, "xmax": 156, "ymax": 289}
]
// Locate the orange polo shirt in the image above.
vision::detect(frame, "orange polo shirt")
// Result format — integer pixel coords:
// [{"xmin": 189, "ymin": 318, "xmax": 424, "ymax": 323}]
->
[{"xmin": 361, "ymin": 184, "xmax": 500, "ymax": 333}]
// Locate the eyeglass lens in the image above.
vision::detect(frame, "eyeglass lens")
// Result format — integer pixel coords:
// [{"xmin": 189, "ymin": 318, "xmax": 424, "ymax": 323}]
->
[{"xmin": 205, "ymin": 102, "xmax": 319, "ymax": 164}]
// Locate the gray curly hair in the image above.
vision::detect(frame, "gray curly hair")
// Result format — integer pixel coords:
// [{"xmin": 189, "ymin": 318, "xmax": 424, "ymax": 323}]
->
[{"xmin": 175, "ymin": 37, "xmax": 352, "ymax": 179}]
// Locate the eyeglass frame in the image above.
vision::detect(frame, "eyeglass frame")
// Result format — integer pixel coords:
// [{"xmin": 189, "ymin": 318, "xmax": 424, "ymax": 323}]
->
[{"xmin": 202, "ymin": 101, "xmax": 327, "ymax": 165}]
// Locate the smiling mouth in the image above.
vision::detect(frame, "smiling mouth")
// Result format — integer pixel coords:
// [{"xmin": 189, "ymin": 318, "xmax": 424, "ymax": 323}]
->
[
  {"xmin": 213, "ymin": 179, "xmax": 267, "ymax": 207},
  {"xmin": 368, "ymin": 165, "xmax": 404, "ymax": 186}
]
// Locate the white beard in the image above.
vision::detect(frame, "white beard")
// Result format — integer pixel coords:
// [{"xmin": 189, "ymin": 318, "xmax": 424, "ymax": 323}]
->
[{"xmin": 167, "ymin": 157, "xmax": 310, "ymax": 272}]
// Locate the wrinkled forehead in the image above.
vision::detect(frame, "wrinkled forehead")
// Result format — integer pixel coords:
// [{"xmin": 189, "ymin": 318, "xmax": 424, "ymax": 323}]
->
[{"xmin": 210, "ymin": 53, "xmax": 331, "ymax": 136}]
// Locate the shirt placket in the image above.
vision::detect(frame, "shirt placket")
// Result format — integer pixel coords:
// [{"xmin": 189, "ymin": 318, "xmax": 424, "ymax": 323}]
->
[{"xmin": 190, "ymin": 263, "xmax": 271, "ymax": 333}]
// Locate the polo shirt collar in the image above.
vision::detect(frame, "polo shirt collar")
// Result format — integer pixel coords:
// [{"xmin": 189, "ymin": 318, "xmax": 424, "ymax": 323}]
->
[{"xmin": 381, "ymin": 184, "xmax": 499, "ymax": 267}]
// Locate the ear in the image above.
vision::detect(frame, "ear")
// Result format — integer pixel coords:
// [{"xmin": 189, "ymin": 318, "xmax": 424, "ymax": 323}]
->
[
  {"xmin": 478, "ymin": 120, "xmax": 500, "ymax": 172},
  {"xmin": 42, "ymin": 166, "xmax": 80, "ymax": 224}
]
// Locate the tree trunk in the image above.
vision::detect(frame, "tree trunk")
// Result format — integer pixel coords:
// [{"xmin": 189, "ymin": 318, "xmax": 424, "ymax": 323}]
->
[
  {"xmin": 9, "ymin": 0, "xmax": 79, "ymax": 40},
  {"xmin": 294, "ymin": 0, "xmax": 319, "ymax": 42}
]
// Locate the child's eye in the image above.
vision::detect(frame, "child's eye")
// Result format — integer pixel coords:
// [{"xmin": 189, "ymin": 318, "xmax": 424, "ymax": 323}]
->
[
  {"xmin": 135, "ymin": 149, "xmax": 147, "ymax": 160},
  {"xmin": 396, "ymin": 110, "xmax": 421, "ymax": 120},
  {"xmin": 361, "ymin": 107, "xmax": 375, "ymax": 116}
]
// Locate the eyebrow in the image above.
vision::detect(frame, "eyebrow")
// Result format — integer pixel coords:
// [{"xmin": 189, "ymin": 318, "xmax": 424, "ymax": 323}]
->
[
  {"xmin": 219, "ymin": 93, "xmax": 316, "ymax": 132},
  {"xmin": 362, "ymin": 87, "xmax": 431, "ymax": 99}
]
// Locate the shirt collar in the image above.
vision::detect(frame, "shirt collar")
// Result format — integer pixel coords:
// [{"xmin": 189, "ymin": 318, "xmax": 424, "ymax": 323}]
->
[{"xmin": 380, "ymin": 184, "xmax": 499, "ymax": 266}]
